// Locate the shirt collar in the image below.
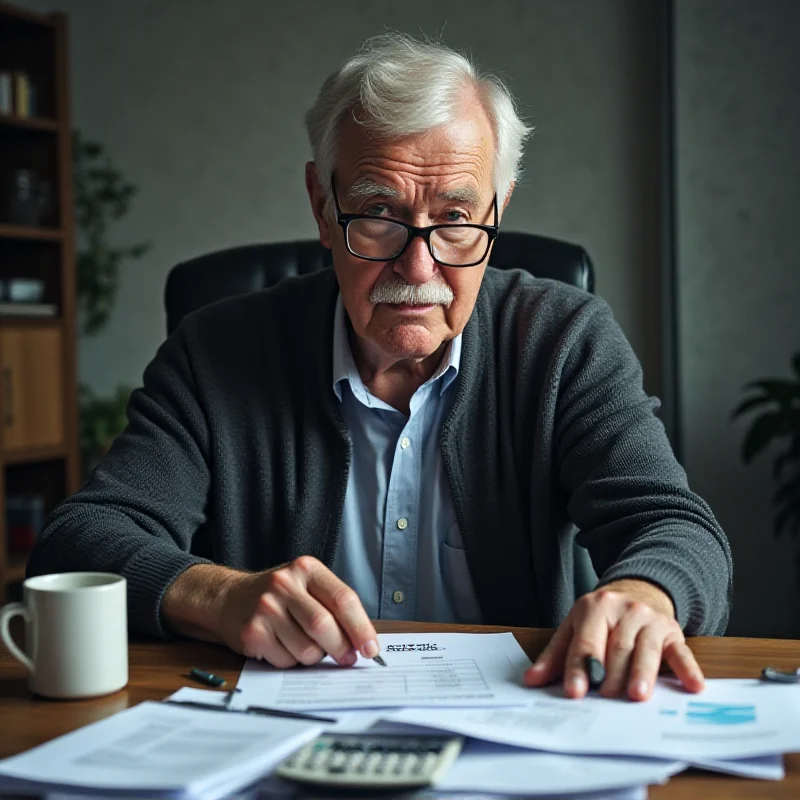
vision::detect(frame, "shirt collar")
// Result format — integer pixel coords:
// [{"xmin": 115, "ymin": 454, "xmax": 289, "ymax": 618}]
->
[{"xmin": 332, "ymin": 293, "xmax": 461, "ymax": 403}]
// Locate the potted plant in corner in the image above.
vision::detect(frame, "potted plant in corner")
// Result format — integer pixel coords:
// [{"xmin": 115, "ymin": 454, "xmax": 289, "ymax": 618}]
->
[
  {"xmin": 733, "ymin": 352, "xmax": 800, "ymax": 560},
  {"xmin": 73, "ymin": 131, "xmax": 151, "ymax": 475}
]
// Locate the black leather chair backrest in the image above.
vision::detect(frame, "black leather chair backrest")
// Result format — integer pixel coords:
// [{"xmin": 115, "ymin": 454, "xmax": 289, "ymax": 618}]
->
[{"xmin": 165, "ymin": 233, "xmax": 594, "ymax": 335}]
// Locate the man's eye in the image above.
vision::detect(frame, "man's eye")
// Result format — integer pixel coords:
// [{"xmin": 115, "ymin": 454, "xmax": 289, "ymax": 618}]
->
[
  {"xmin": 364, "ymin": 204, "xmax": 389, "ymax": 216},
  {"xmin": 443, "ymin": 210, "xmax": 467, "ymax": 223}
]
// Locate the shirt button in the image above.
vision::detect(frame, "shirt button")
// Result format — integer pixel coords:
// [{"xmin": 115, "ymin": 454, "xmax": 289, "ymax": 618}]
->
[
  {"xmin": 397, "ymin": 518, "xmax": 408, "ymax": 530},
  {"xmin": 393, "ymin": 591, "xmax": 404, "ymax": 604},
  {"xmin": 401, "ymin": 437, "xmax": 410, "ymax": 449}
]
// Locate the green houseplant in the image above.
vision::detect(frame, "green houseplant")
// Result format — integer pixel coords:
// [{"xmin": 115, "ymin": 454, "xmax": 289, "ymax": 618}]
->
[
  {"xmin": 78, "ymin": 385, "xmax": 133, "ymax": 473},
  {"xmin": 732, "ymin": 352, "xmax": 800, "ymax": 542},
  {"xmin": 73, "ymin": 131, "xmax": 151, "ymax": 473}
]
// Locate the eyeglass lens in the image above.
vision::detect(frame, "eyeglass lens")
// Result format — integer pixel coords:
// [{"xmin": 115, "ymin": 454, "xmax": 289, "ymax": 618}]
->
[{"xmin": 346, "ymin": 218, "xmax": 490, "ymax": 266}]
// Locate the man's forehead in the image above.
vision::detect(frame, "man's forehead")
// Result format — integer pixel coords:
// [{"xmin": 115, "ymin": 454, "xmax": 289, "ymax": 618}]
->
[
  {"xmin": 334, "ymin": 105, "xmax": 496, "ymax": 200},
  {"xmin": 345, "ymin": 177, "xmax": 483, "ymax": 206}
]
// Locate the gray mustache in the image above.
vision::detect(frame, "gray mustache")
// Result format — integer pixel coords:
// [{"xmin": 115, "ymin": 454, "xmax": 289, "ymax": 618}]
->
[{"xmin": 370, "ymin": 279, "xmax": 454, "ymax": 307}]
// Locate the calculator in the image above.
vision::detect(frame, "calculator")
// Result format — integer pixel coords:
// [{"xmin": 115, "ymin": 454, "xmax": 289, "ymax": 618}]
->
[{"xmin": 275, "ymin": 733, "xmax": 464, "ymax": 790}]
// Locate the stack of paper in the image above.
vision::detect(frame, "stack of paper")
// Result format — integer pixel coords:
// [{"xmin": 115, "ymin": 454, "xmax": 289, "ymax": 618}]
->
[
  {"xmin": 0, "ymin": 700, "xmax": 323, "ymax": 799},
  {"xmin": 234, "ymin": 632, "xmax": 800, "ymax": 793},
  {"xmin": 2, "ymin": 632, "xmax": 797, "ymax": 798}
]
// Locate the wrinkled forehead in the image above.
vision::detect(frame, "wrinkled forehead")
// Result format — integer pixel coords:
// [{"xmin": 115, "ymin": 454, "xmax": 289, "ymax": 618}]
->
[{"xmin": 334, "ymin": 104, "xmax": 497, "ymax": 195}]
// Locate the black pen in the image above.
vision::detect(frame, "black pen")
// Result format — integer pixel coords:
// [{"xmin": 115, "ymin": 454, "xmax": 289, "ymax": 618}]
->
[
  {"xmin": 761, "ymin": 666, "xmax": 800, "ymax": 684},
  {"xmin": 584, "ymin": 655, "xmax": 605, "ymax": 689},
  {"xmin": 164, "ymin": 698, "xmax": 337, "ymax": 724},
  {"xmin": 190, "ymin": 667, "xmax": 227, "ymax": 688}
]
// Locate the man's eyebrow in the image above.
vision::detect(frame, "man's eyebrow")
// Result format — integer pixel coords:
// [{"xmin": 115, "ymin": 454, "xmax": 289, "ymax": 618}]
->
[
  {"xmin": 346, "ymin": 178, "xmax": 401, "ymax": 200},
  {"xmin": 437, "ymin": 186, "xmax": 482, "ymax": 207}
]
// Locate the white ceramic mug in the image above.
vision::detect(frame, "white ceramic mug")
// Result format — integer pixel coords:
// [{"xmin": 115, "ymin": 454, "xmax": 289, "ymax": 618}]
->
[{"xmin": 0, "ymin": 572, "xmax": 128, "ymax": 699}]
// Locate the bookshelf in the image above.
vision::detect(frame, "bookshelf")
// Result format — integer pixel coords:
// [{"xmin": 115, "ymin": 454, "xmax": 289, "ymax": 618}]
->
[{"xmin": 0, "ymin": 2, "xmax": 79, "ymax": 599}]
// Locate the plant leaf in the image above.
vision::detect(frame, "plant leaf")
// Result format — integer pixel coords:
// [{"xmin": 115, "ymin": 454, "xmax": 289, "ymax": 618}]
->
[
  {"xmin": 772, "ymin": 472, "xmax": 800, "ymax": 506},
  {"xmin": 773, "ymin": 502, "xmax": 800, "ymax": 539},
  {"xmin": 744, "ymin": 380, "xmax": 800, "ymax": 406},
  {"xmin": 742, "ymin": 412, "xmax": 786, "ymax": 462},
  {"xmin": 773, "ymin": 437, "xmax": 800, "ymax": 481},
  {"xmin": 732, "ymin": 393, "xmax": 771, "ymax": 418}
]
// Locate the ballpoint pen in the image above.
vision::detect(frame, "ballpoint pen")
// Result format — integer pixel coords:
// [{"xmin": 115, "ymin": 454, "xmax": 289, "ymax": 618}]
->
[
  {"xmin": 164, "ymin": 698, "xmax": 338, "ymax": 724},
  {"xmin": 761, "ymin": 666, "xmax": 800, "ymax": 683},
  {"xmin": 584, "ymin": 655, "xmax": 605, "ymax": 689}
]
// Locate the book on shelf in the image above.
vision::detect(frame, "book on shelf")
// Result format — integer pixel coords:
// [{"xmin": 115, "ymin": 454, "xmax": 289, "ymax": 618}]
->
[
  {"xmin": 7, "ymin": 494, "xmax": 45, "ymax": 553},
  {"xmin": 12, "ymin": 71, "xmax": 31, "ymax": 118},
  {"xmin": 0, "ymin": 302, "xmax": 57, "ymax": 317},
  {"xmin": 0, "ymin": 71, "xmax": 11, "ymax": 115}
]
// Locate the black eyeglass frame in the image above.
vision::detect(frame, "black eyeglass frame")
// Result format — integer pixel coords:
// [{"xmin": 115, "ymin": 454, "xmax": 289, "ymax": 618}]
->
[{"xmin": 331, "ymin": 173, "xmax": 500, "ymax": 268}]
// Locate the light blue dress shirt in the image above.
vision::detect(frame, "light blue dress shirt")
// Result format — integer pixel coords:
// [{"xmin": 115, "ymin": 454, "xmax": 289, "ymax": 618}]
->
[{"xmin": 331, "ymin": 295, "xmax": 482, "ymax": 623}]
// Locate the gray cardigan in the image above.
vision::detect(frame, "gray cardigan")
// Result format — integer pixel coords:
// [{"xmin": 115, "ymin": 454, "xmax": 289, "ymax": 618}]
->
[{"xmin": 28, "ymin": 268, "xmax": 732, "ymax": 638}]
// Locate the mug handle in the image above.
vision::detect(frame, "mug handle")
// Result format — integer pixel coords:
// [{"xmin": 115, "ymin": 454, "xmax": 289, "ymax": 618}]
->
[{"xmin": 0, "ymin": 602, "xmax": 34, "ymax": 673}]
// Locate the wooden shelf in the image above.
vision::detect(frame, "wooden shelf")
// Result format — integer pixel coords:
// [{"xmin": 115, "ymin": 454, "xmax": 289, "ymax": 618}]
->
[
  {"xmin": 0, "ymin": 5, "xmax": 77, "ymax": 602},
  {"xmin": 0, "ymin": 224, "xmax": 63, "ymax": 242},
  {"xmin": 0, "ymin": 114, "xmax": 59, "ymax": 133},
  {"xmin": 2, "ymin": 554, "xmax": 27, "ymax": 584},
  {"xmin": 2, "ymin": 444, "xmax": 67, "ymax": 467},
  {"xmin": 0, "ymin": 315, "xmax": 61, "ymax": 327}
]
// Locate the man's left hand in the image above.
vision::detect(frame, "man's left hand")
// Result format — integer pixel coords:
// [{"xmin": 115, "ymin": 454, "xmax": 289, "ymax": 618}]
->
[{"xmin": 524, "ymin": 579, "xmax": 704, "ymax": 701}]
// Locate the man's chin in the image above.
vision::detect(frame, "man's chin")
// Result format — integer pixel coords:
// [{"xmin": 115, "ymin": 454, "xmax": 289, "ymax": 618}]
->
[{"xmin": 381, "ymin": 323, "xmax": 443, "ymax": 361}]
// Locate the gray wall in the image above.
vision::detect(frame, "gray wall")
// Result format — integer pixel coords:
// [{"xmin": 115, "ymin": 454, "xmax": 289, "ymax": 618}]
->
[
  {"xmin": 17, "ymin": 0, "xmax": 662, "ymax": 400},
  {"xmin": 675, "ymin": 0, "xmax": 800, "ymax": 637}
]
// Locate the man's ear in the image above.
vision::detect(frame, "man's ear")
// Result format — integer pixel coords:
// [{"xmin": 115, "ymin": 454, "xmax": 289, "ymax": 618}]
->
[{"xmin": 305, "ymin": 162, "xmax": 333, "ymax": 249}]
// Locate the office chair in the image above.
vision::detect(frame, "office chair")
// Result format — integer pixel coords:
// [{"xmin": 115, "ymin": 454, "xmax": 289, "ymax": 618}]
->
[{"xmin": 164, "ymin": 232, "xmax": 598, "ymax": 596}]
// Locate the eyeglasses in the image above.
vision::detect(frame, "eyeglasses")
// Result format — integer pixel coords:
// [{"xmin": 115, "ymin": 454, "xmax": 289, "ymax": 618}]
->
[{"xmin": 331, "ymin": 174, "xmax": 499, "ymax": 268}]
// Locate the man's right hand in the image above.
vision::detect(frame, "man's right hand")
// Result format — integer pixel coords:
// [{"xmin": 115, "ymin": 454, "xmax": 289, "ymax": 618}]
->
[{"xmin": 163, "ymin": 557, "xmax": 379, "ymax": 668}]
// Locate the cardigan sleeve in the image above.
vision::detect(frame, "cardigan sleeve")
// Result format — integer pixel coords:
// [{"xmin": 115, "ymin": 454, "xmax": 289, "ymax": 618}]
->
[
  {"xmin": 554, "ymin": 297, "xmax": 733, "ymax": 635},
  {"xmin": 27, "ymin": 324, "xmax": 213, "ymax": 638}
]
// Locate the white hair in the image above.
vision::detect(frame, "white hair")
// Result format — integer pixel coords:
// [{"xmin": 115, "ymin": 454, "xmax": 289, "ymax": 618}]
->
[{"xmin": 305, "ymin": 34, "xmax": 532, "ymax": 208}]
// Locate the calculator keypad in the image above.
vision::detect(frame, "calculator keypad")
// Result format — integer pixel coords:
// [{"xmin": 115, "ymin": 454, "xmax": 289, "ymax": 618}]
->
[{"xmin": 277, "ymin": 734, "xmax": 464, "ymax": 789}]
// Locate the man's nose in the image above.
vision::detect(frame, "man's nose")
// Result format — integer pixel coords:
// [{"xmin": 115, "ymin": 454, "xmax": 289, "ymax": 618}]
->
[{"xmin": 394, "ymin": 234, "xmax": 437, "ymax": 284}]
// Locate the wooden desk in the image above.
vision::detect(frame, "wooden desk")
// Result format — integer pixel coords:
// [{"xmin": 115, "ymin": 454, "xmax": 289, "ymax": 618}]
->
[{"xmin": 1, "ymin": 621, "xmax": 799, "ymax": 798}]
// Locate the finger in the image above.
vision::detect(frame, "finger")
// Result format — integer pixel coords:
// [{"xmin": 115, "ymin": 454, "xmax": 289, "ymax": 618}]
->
[
  {"xmin": 286, "ymin": 595, "xmax": 357, "ymax": 666},
  {"xmin": 562, "ymin": 604, "xmax": 612, "ymax": 699},
  {"xmin": 302, "ymin": 561, "xmax": 379, "ymax": 658},
  {"xmin": 601, "ymin": 606, "xmax": 653, "ymax": 698},
  {"xmin": 266, "ymin": 561, "xmax": 355, "ymax": 663},
  {"xmin": 524, "ymin": 623, "xmax": 573, "ymax": 687},
  {"xmin": 663, "ymin": 637, "xmax": 705, "ymax": 693},
  {"xmin": 239, "ymin": 616, "xmax": 297, "ymax": 669},
  {"xmin": 259, "ymin": 593, "xmax": 326, "ymax": 665},
  {"xmin": 625, "ymin": 620, "xmax": 674, "ymax": 701}
]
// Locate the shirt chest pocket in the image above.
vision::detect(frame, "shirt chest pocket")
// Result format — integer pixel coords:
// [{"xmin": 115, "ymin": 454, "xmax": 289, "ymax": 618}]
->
[{"xmin": 440, "ymin": 526, "xmax": 482, "ymax": 624}]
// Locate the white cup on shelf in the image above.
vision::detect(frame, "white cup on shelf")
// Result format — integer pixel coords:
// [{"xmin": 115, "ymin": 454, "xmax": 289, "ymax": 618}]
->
[{"xmin": 0, "ymin": 572, "xmax": 128, "ymax": 699}]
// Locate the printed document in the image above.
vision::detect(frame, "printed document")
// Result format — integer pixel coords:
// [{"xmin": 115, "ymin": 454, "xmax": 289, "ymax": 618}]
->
[
  {"xmin": 387, "ymin": 678, "xmax": 800, "ymax": 761},
  {"xmin": 236, "ymin": 632, "xmax": 533, "ymax": 710},
  {"xmin": 0, "ymin": 700, "xmax": 322, "ymax": 799},
  {"xmin": 435, "ymin": 740, "xmax": 685, "ymax": 795}
]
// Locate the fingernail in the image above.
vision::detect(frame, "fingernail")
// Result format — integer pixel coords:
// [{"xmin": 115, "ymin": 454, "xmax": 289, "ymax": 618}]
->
[
  {"xmin": 530, "ymin": 660, "xmax": 546, "ymax": 670},
  {"xmin": 569, "ymin": 675, "xmax": 586, "ymax": 694},
  {"xmin": 363, "ymin": 640, "xmax": 379, "ymax": 659},
  {"xmin": 632, "ymin": 679, "xmax": 649, "ymax": 697}
]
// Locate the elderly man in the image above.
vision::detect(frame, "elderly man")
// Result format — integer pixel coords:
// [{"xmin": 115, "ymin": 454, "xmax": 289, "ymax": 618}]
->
[{"xmin": 29, "ymin": 35, "xmax": 731, "ymax": 702}]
